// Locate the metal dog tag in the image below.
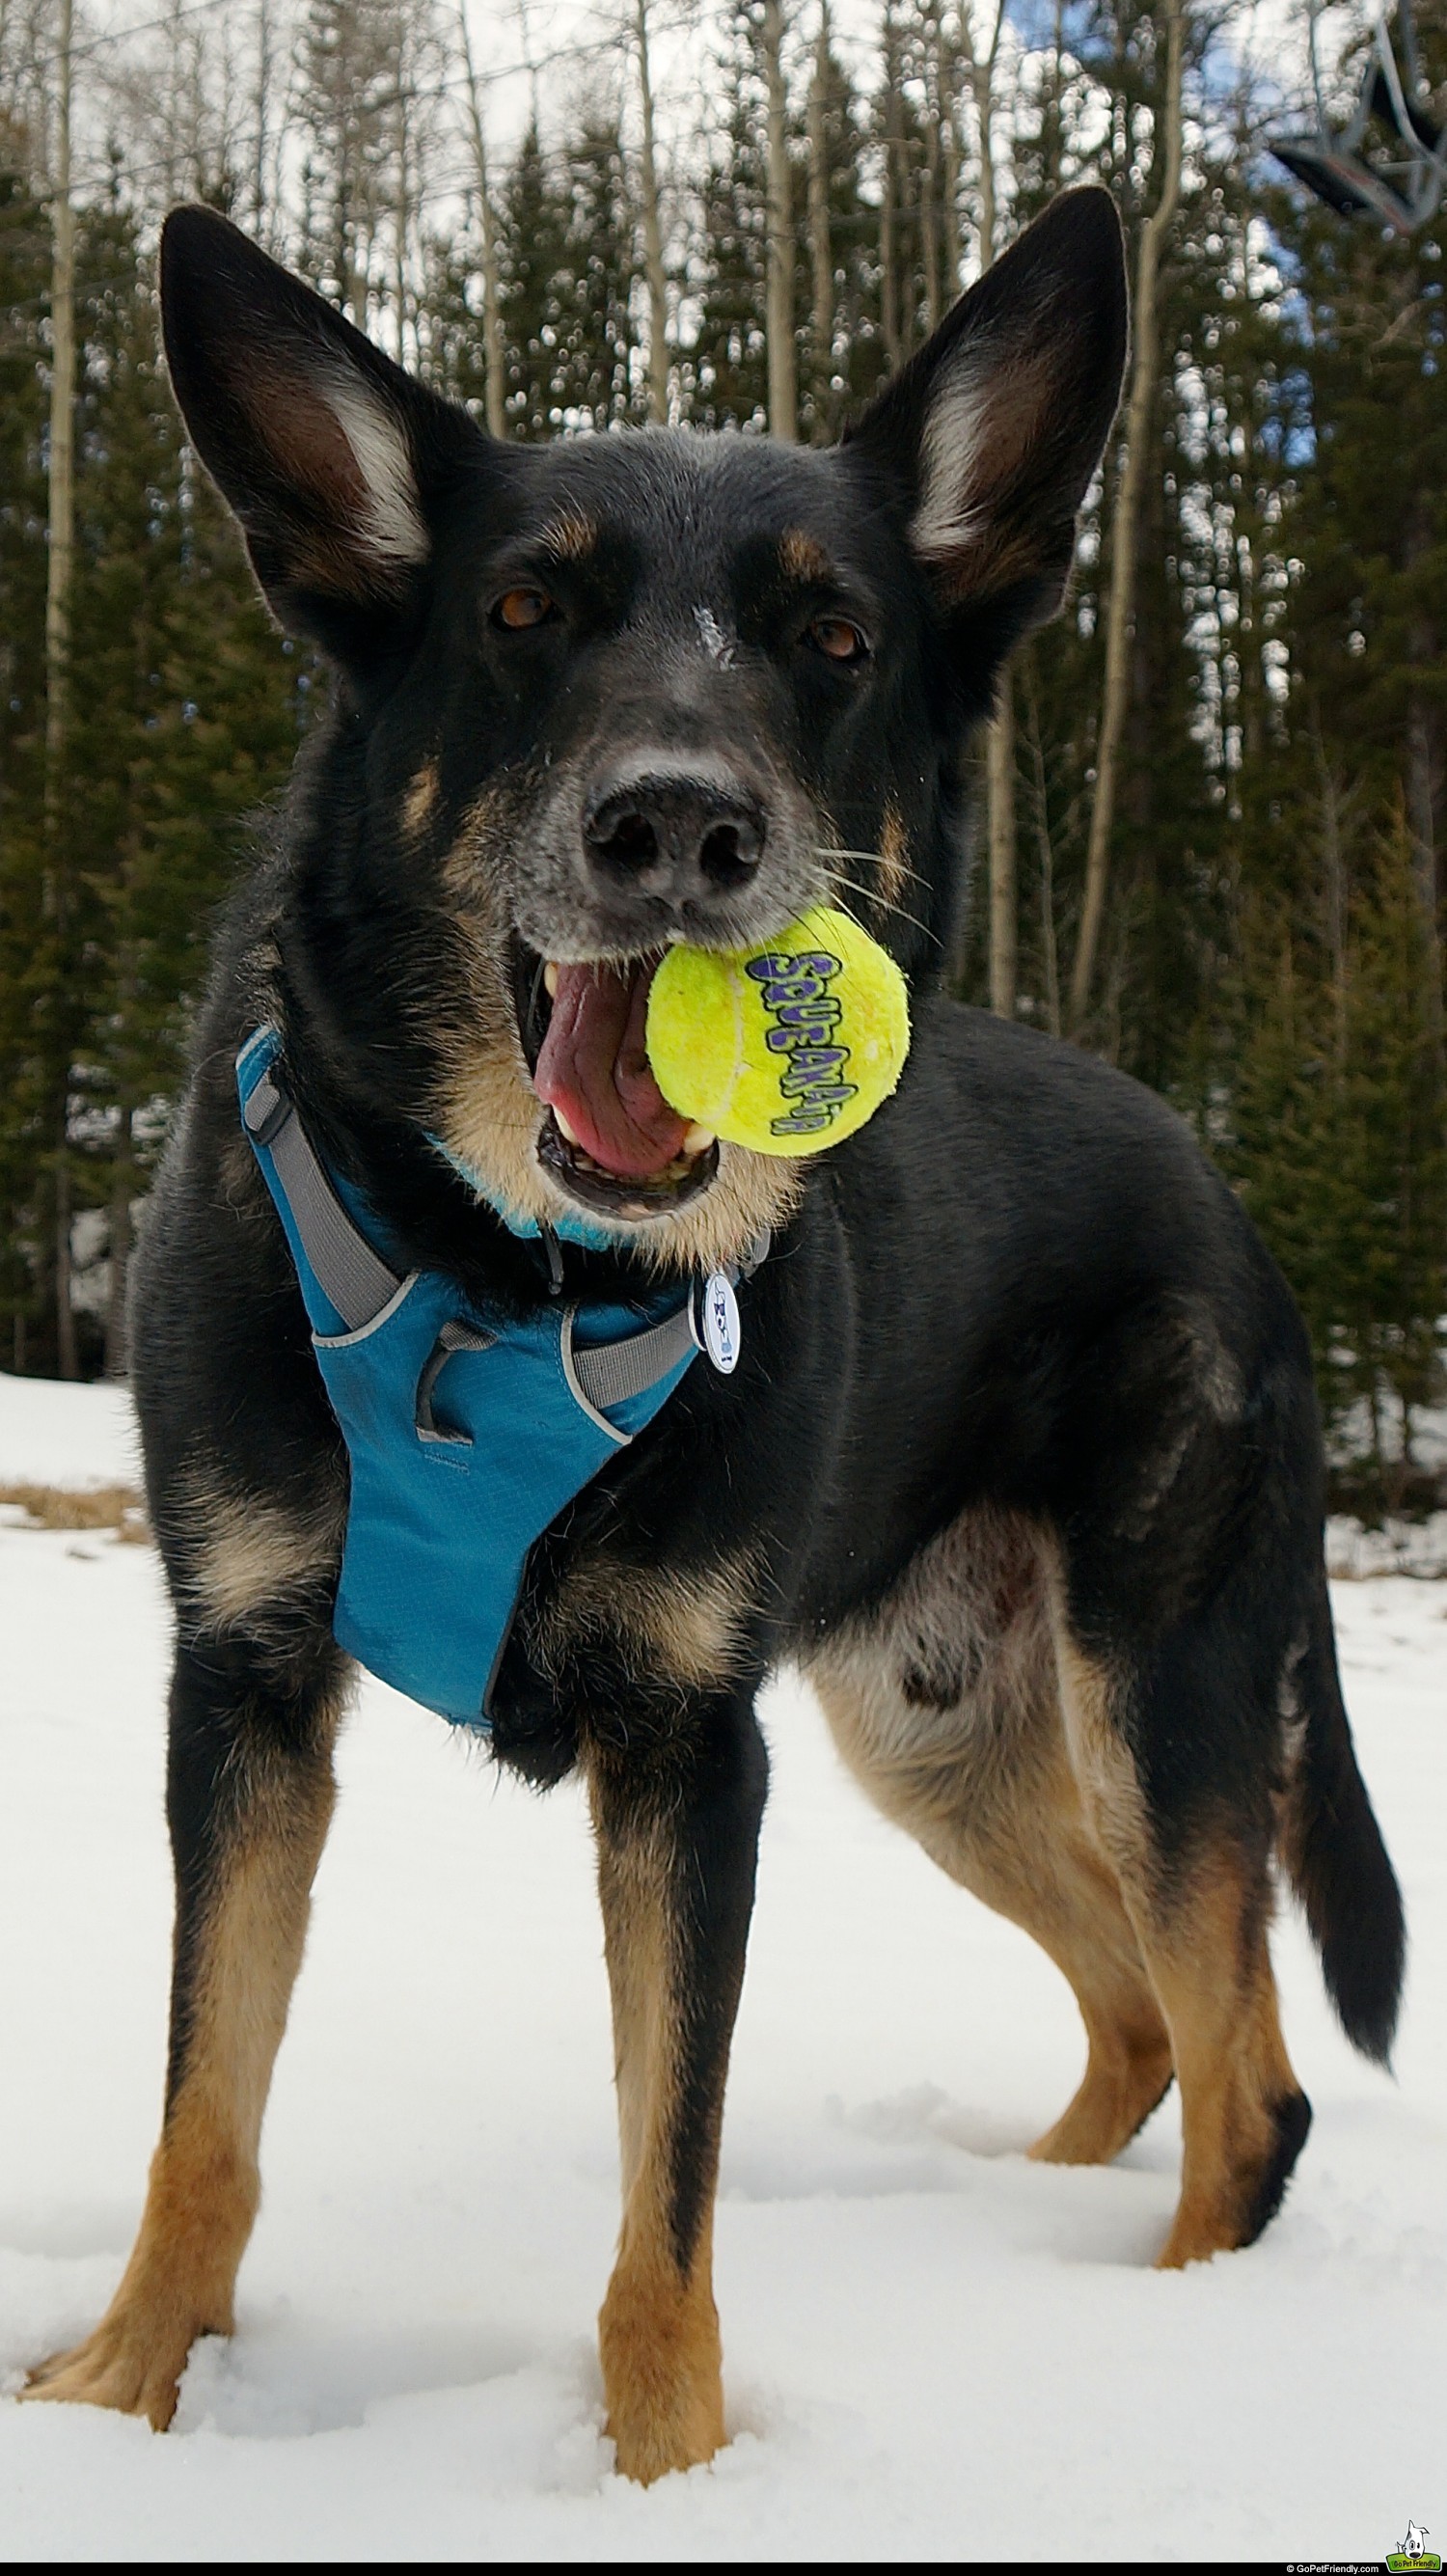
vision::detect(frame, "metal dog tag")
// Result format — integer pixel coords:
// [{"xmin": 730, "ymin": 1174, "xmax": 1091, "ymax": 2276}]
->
[{"xmin": 697, "ymin": 1270, "xmax": 741, "ymax": 1375}]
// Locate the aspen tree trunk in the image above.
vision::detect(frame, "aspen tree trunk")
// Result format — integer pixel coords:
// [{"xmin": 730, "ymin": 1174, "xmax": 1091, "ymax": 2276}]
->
[
  {"xmin": 969, "ymin": 11, "xmax": 1004, "ymax": 297},
  {"xmin": 807, "ymin": 0, "xmax": 833, "ymax": 436},
  {"xmin": 253, "ymin": 0, "xmax": 272, "ymax": 237},
  {"xmin": 45, "ymin": 0, "xmax": 77, "ymax": 1380},
  {"xmin": 634, "ymin": 0, "xmax": 670, "ymax": 424},
  {"xmin": 920, "ymin": 146, "xmax": 941, "ymax": 333},
  {"xmin": 1024, "ymin": 661, "xmax": 1062, "ymax": 1038},
  {"xmin": 919, "ymin": 0, "xmax": 942, "ymax": 335},
  {"xmin": 458, "ymin": 3, "xmax": 506, "ymax": 437},
  {"xmin": 762, "ymin": 0, "xmax": 796, "ymax": 438},
  {"xmin": 394, "ymin": 81, "xmax": 412, "ymax": 368},
  {"xmin": 43, "ymin": 0, "xmax": 74, "ymax": 846},
  {"xmin": 938, "ymin": 1, "xmax": 961, "ymax": 292},
  {"xmin": 880, "ymin": 2, "xmax": 903, "ymax": 371},
  {"xmin": 1070, "ymin": 0, "xmax": 1185, "ymax": 1034},
  {"xmin": 964, "ymin": 0, "xmax": 1016, "ymax": 1019}
]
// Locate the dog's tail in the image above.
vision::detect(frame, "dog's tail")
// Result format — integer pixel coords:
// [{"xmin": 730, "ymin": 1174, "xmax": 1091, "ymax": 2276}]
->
[{"xmin": 1280, "ymin": 1567, "xmax": 1406, "ymax": 2065}]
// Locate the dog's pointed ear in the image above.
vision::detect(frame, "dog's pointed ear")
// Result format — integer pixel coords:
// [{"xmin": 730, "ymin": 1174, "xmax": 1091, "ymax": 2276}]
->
[
  {"xmin": 845, "ymin": 188, "xmax": 1128, "ymax": 635},
  {"xmin": 160, "ymin": 205, "xmax": 481, "ymax": 660}
]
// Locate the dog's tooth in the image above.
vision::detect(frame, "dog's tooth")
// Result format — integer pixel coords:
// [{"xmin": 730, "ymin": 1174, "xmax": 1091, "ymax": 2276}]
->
[
  {"xmin": 544, "ymin": 961, "xmax": 560, "ymax": 998},
  {"xmin": 682, "ymin": 1123, "xmax": 717, "ymax": 1157},
  {"xmin": 554, "ymin": 1106, "xmax": 581, "ymax": 1146}
]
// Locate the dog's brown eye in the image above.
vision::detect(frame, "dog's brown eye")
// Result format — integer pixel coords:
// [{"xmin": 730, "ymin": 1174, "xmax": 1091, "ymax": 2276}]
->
[
  {"xmin": 807, "ymin": 617, "xmax": 868, "ymax": 665},
  {"xmin": 493, "ymin": 588, "xmax": 556, "ymax": 632}
]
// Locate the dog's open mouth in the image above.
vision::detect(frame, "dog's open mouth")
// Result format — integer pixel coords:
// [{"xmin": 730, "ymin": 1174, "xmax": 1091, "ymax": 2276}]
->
[{"xmin": 512, "ymin": 939, "xmax": 720, "ymax": 1220}]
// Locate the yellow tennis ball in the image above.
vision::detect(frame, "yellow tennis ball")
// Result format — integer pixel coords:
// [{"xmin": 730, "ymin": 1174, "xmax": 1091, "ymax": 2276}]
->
[{"xmin": 646, "ymin": 905, "xmax": 911, "ymax": 1157}]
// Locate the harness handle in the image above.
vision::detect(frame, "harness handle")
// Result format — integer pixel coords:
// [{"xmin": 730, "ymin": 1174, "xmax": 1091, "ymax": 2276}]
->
[{"xmin": 415, "ymin": 1317, "xmax": 499, "ymax": 1445}]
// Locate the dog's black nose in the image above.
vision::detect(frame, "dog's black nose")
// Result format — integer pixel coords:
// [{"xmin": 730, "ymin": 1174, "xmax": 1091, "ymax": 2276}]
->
[{"xmin": 583, "ymin": 770, "xmax": 765, "ymax": 896}]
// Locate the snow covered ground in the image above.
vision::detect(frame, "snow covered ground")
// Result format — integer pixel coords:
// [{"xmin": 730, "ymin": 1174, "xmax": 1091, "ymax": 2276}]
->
[{"xmin": 0, "ymin": 1374, "xmax": 1440, "ymax": 2563}]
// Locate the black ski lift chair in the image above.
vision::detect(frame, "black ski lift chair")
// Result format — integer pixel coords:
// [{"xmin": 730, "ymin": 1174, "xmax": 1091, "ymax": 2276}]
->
[{"xmin": 1271, "ymin": 0, "xmax": 1447, "ymax": 234}]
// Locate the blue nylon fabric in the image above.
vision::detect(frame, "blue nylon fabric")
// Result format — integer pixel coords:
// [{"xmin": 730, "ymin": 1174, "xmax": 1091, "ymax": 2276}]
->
[{"xmin": 235, "ymin": 1029, "xmax": 699, "ymax": 1728}]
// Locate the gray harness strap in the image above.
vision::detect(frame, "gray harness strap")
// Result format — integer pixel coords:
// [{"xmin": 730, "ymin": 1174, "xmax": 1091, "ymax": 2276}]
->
[
  {"xmin": 571, "ymin": 1303, "xmax": 696, "ymax": 1411},
  {"xmin": 243, "ymin": 1063, "xmax": 401, "ymax": 1331}
]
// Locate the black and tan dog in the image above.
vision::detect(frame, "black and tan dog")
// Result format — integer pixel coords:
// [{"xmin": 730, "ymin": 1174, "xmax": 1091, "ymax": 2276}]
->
[{"xmin": 24, "ymin": 189, "xmax": 1404, "ymax": 2483}]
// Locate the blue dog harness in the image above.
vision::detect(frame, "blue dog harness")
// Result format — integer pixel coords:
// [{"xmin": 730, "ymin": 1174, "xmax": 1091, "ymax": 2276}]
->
[{"xmin": 237, "ymin": 1027, "xmax": 752, "ymax": 1728}]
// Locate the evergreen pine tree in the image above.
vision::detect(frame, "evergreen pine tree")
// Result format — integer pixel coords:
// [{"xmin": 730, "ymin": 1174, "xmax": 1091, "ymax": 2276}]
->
[
  {"xmin": 557, "ymin": 119, "xmax": 642, "ymax": 429},
  {"xmin": 497, "ymin": 123, "xmax": 575, "ymax": 440}
]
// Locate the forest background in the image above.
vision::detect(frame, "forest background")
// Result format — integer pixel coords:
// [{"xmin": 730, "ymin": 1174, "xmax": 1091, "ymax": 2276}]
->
[{"xmin": 1, "ymin": 0, "xmax": 1444, "ymax": 1514}]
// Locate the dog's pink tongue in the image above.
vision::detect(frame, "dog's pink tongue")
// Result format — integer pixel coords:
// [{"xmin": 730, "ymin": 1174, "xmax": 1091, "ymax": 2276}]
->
[{"xmin": 533, "ymin": 960, "xmax": 688, "ymax": 1180}]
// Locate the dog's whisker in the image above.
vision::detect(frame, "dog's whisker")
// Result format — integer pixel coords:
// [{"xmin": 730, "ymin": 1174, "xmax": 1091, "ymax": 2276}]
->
[
  {"xmin": 812, "ymin": 843, "xmax": 933, "ymax": 892},
  {"xmin": 825, "ymin": 870, "xmax": 940, "ymax": 946},
  {"xmin": 811, "ymin": 846, "xmax": 940, "ymax": 935}
]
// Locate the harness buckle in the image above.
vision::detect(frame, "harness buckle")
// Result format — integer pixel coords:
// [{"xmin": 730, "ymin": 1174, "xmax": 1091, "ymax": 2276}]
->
[{"xmin": 242, "ymin": 1066, "xmax": 291, "ymax": 1150}]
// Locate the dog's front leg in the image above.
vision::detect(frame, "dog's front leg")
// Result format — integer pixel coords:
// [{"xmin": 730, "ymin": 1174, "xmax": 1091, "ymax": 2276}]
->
[
  {"xmin": 25, "ymin": 1629, "xmax": 343, "ymax": 2426},
  {"xmin": 587, "ymin": 1683, "xmax": 768, "ymax": 2484}
]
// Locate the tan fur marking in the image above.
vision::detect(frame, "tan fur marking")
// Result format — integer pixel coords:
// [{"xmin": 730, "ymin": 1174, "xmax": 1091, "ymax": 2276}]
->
[
  {"xmin": 183, "ymin": 1482, "xmax": 344, "ymax": 1631},
  {"xmin": 876, "ymin": 801, "xmax": 910, "ymax": 914},
  {"xmin": 1181, "ymin": 1299, "xmax": 1245, "ymax": 1422},
  {"xmin": 1141, "ymin": 1856, "xmax": 1299, "ymax": 2267},
  {"xmin": 596, "ymin": 1817, "xmax": 678, "ymax": 2200},
  {"xmin": 24, "ymin": 1740, "xmax": 338, "ymax": 2425},
  {"xmin": 779, "ymin": 527, "xmax": 833, "ymax": 583},
  {"xmin": 589, "ymin": 1791, "xmax": 727, "ymax": 2483},
  {"xmin": 541, "ymin": 507, "xmax": 598, "ymax": 562},
  {"xmin": 1051, "ymin": 1623, "xmax": 1156, "ymax": 1892},
  {"xmin": 402, "ymin": 758, "xmax": 439, "ymax": 835},
  {"xmin": 598, "ymin": 2222, "xmax": 724, "ymax": 2487},
  {"xmin": 542, "ymin": 1553, "xmax": 757, "ymax": 1693}
]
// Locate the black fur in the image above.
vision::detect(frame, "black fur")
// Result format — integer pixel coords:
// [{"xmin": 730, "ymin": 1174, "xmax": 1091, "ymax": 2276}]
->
[
  {"xmin": 95, "ymin": 191, "xmax": 1408, "ymax": 2443},
  {"xmin": 1292, "ymin": 1573, "xmax": 1406, "ymax": 2062},
  {"xmin": 1242, "ymin": 2089, "xmax": 1316, "ymax": 2248}
]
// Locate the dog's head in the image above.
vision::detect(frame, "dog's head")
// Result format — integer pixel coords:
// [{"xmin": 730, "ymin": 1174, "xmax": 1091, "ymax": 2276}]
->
[{"xmin": 161, "ymin": 193, "xmax": 1125, "ymax": 1268}]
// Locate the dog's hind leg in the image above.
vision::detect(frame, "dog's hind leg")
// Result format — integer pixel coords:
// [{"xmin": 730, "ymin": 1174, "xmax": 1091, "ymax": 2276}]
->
[
  {"xmin": 807, "ymin": 1510, "xmax": 1173, "ymax": 2168},
  {"xmin": 813, "ymin": 1685, "xmax": 1173, "ymax": 2166},
  {"xmin": 24, "ymin": 1628, "xmax": 343, "ymax": 2425},
  {"xmin": 1054, "ymin": 1622, "xmax": 1310, "ymax": 2266},
  {"xmin": 584, "ymin": 1682, "xmax": 768, "ymax": 2485},
  {"xmin": 962, "ymin": 1796, "xmax": 1176, "ymax": 2169}
]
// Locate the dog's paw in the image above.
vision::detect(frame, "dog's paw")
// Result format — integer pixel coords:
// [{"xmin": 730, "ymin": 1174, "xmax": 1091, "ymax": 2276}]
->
[
  {"xmin": 599, "ymin": 2270, "xmax": 726, "ymax": 2484},
  {"xmin": 608, "ymin": 2391, "xmax": 725, "ymax": 2486},
  {"xmin": 20, "ymin": 2309, "xmax": 201, "ymax": 2429}
]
